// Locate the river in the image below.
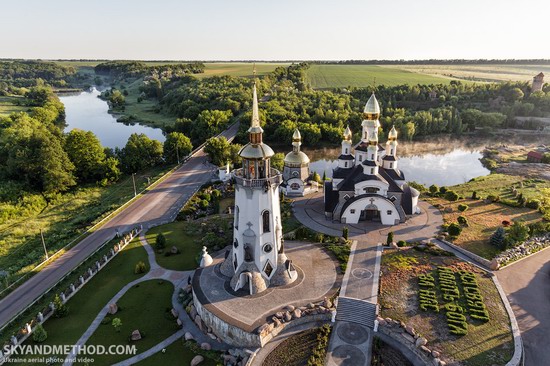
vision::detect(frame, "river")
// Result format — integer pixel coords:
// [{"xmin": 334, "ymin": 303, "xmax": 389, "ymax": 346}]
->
[{"xmin": 59, "ymin": 88, "xmax": 165, "ymax": 149}]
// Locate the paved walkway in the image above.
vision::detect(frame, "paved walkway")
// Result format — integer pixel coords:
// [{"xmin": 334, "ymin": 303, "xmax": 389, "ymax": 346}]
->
[
  {"xmin": 63, "ymin": 233, "xmax": 225, "ymax": 365},
  {"xmin": 496, "ymin": 247, "xmax": 550, "ymax": 366}
]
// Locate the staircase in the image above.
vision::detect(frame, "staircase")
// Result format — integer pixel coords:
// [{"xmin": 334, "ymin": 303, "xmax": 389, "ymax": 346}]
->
[{"xmin": 335, "ymin": 296, "xmax": 378, "ymax": 329}]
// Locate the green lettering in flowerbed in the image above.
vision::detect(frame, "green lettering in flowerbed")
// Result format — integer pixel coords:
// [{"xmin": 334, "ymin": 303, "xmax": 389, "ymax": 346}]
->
[{"xmin": 458, "ymin": 270, "xmax": 490, "ymax": 322}]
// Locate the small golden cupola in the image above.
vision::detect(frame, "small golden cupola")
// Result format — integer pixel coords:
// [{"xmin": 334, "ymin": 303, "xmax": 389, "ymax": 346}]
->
[
  {"xmin": 363, "ymin": 92, "xmax": 381, "ymax": 120},
  {"xmin": 343, "ymin": 125, "xmax": 353, "ymax": 141},
  {"xmin": 388, "ymin": 125, "xmax": 398, "ymax": 141}
]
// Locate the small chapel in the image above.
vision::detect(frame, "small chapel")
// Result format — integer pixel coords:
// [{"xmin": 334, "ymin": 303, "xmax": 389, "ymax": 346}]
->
[
  {"xmin": 324, "ymin": 93, "xmax": 420, "ymax": 225},
  {"xmin": 280, "ymin": 129, "xmax": 310, "ymax": 196}
]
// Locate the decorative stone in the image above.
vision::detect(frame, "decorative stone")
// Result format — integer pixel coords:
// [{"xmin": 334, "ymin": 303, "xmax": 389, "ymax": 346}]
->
[
  {"xmin": 191, "ymin": 355, "xmax": 204, "ymax": 366},
  {"xmin": 323, "ymin": 297, "xmax": 333, "ymax": 309},
  {"xmin": 177, "ymin": 318, "xmax": 182, "ymax": 327},
  {"xmin": 194, "ymin": 315, "xmax": 204, "ymax": 332},
  {"xmin": 283, "ymin": 305, "xmax": 295, "ymax": 312},
  {"xmin": 79, "ymin": 276, "xmax": 85, "ymax": 285},
  {"xmin": 283, "ymin": 311, "xmax": 292, "ymax": 322},
  {"xmin": 292, "ymin": 309, "xmax": 302, "ymax": 319},
  {"xmin": 431, "ymin": 350, "xmax": 440, "ymax": 358},
  {"xmin": 171, "ymin": 246, "xmax": 179, "ymax": 255},
  {"xmin": 131, "ymin": 330, "xmax": 142, "ymax": 341},
  {"xmin": 405, "ymin": 325, "xmax": 415, "ymax": 336},
  {"xmin": 377, "ymin": 316, "xmax": 386, "ymax": 326},
  {"xmin": 108, "ymin": 303, "xmax": 118, "ymax": 315},
  {"xmin": 275, "ymin": 312, "xmax": 285, "ymax": 319},
  {"xmin": 223, "ymin": 355, "xmax": 237, "ymax": 365},
  {"xmin": 60, "ymin": 292, "xmax": 66, "ymax": 302},
  {"xmin": 37, "ymin": 312, "xmax": 44, "ymax": 323},
  {"xmin": 184, "ymin": 332, "xmax": 194, "ymax": 341},
  {"xmin": 415, "ymin": 337, "xmax": 428, "ymax": 347},
  {"xmin": 266, "ymin": 323, "xmax": 275, "ymax": 333},
  {"xmin": 307, "ymin": 303, "xmax": 315, "ymax": 309},
  {"xmin": 490, "ymin": 258, "xmax": 500, "ymax": 270},
  {"xmin": 190, "ymin": 306, "xmax": 198, "ymax": 320},
  {"xmin": 207, "ymin": 333, "xmax": 217, "ymax": 340},
  {"xmin": 171, "ymin": 308, "xmax": 178, "ymax": 318},
  {"xmin": 11, "ymin": 335, "xmax": 17, "ymax": 345},
  {"xmin": 271, "ymin": 317, "xmax": 281, "ymax": 327},
  {"xmin": 432, "ymin": 358, "xmax": 441, "ymax": 366},
  {"xmin": 199, "ymin": 246, "xmax": 213, "ymax": 267},
  {"xmin": 402, "ymin": 333, "xmax": 415, "ymax": 343},
  {"xmin": 420, "ymin": 346, "xmax": 431, "ymax": 354},
  {"xmin": 201, "ymin": 342, "xmax": 211, "ymax": 350}
]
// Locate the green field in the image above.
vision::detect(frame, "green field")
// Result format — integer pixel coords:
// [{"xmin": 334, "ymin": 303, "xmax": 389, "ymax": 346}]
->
[
  {"xmin": 0, "ymin": 95, "xmax": 27, "ymax": 116},
  {"xmin": 390, "ymin": 64, "xmax": 550, "ymax": 83},
  {"xmin": 306, "ymin": 64, "xmax": 456, "ymax": 88},
  {"xmin": 196, "ymin": 62, "xmax": 288, "ymax": 78}
]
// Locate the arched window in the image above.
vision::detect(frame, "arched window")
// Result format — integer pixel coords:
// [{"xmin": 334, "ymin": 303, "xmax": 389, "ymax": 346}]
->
[
  {"xmin": 389, "ymin": 163, "xmax": 393, "ymax": 169},
  {"xmin": 235, "ymin": 206, "xmax": 239, "ymax": 229},
  {"xmin": 344, "ymin": 162, "xmax": 348, "ymax": 168},
  {"xmin": 390, "ymin": 148, "xmax": 394, "ymax": 155},
  {"xmin": 262, "ymin": 211, "xmax": 270, "ymax": 233},
  {"xmin": 345, "ymin": 148, "xmax": 348, "ymax": 154}
]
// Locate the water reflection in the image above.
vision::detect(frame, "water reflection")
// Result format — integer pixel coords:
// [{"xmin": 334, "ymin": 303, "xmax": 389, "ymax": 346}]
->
[{"xmin": 59, "ymin": 88, "xmax": 165, "ymax": 149}]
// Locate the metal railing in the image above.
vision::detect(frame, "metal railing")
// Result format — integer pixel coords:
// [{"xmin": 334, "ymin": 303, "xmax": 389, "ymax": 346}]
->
[{"xmin": 233, "ymin": 168, "xmax": 282, "ymax": 188}]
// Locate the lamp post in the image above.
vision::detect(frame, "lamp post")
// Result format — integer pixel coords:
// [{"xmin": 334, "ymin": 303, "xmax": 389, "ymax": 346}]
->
[
  {"xmin": 132, "ymin": 173, "xmax": 137, "ymax": 197},
  {"xmin": 40, "ymin": 229, "xmax": 49, "ymax": 260},
  {"xmin": 176, "ymin": 145, "xmax": 180, "ymax": 165}
]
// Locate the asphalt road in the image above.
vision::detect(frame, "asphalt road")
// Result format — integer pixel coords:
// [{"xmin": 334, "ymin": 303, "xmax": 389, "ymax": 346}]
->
[
  {"xmin": 496, "ymin": 248, "xmax": 550, "ymax": 366},
  {"xmin": 0, "ymin": 123, "xmax": 239, "ymax": 329}
]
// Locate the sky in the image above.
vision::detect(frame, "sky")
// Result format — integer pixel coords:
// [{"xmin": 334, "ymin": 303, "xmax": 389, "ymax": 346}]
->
[{"xmin": 1, "ymin": 0, "xmax": 549, "ymax": 60}]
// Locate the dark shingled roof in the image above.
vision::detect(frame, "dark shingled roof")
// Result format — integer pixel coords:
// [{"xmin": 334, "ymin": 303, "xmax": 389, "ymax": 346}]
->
[
  {"xmin": 337, "ymin": 165, "xmax": 387, "ymax": 191},
  {"xmin": 324, "ymin": 181, "xmax": 339, "ymax": 213},
  {"xmin": 382, "ymin": 155, "xmax": 396, "ymax": 161},
  {"xmin": 362, "ymin": 160, "xmax": 377, "ymax": 166},
  {"xmin": 338, "ymin": 154, "xmax": 355, "ymax": 160},
  {"xmin": 378, "ymin": 143, "xmax": 386, "ymax": 151},
  {"xmin": 378, "ymin": 167, "xmax": 403, "ymax": 193},
  {"xmin": 384, "ymin": 168, "xmax": 405, "ymax": 181},
  {"xmin": 401, "ymin": 183, "xmax": 414, "ymax": 215},
  {"xmin": 355, "ymin": 142, "xmax": 369, "ymax": 152},
  {"xmin": 333, "ymin": 166, "xmax": 354, "ymax": 179}
]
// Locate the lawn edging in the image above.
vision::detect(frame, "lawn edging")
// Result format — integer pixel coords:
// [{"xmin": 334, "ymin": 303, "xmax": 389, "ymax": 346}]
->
[
  {"xmin": 491, "ymin": 276, "xmax": 523, "ymax": 366},
  {"xmin": 433, "ymin": 238, "xmax": 493, "ymax": 269}
]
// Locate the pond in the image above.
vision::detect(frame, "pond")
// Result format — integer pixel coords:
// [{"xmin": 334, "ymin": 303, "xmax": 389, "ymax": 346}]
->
[
  {"xmin": 300, "ymin": 138, "xmax": 492, "ymax": 187},
  {"xmin": 59, "ymin": 88, "xmax": 165, "ymax": 149}
]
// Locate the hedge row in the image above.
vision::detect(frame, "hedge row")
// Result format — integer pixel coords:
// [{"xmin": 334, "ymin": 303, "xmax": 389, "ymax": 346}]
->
[
  {"xmin": 457, "ymin": 270, "xmax": 490, "ymax": 322},
  {"xmin": 437, "ymin": 267, "xmax": 468, "ymax": 335}
]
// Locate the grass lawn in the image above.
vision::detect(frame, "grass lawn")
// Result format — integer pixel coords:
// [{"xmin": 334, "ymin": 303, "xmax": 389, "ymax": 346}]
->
[
  {"xmin": 379, "ymin": 249, "xmax": 514, "ymax": 366},
  {"xmin": 135, "ymin": 339, "xmax": 217, "ymax": 366},
  {"xmin": 10, "ymin": 237, "xmax": 149, "ymax": 364},
  {"xmin": 428, "ymin": 197, "xmax": 542, "ymax": 259},
  {"xmin": 0, "ymin": 95, "xmax": 27, "ymax": 116},
  {"xmin": 145, "ymin": 221, "xmax": 204, "ymax": 271},
  {"xmin": 86, "ymin": 279, "xmax": 177, "ymax": 365},
  {"xmin": 0, "ymin": 164, "xmax": 174, "ymax": 293},
  {"xmin": 306, "ymin": 65, "xmax": 455, "ymax": 89}
]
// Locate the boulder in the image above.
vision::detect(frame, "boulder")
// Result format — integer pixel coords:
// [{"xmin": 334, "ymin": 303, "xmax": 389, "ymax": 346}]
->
[
  {"xmin": 177, "ymin": 318, "xmax": 183, "ymax": 327},
  {"xmin": 431, "ymin": 350, "xmax": 440, "ymax": 358},
  {"xmin": 275, "ymin": 312, "xmax": 285, "ymax": 319},
  {"xmin": 405, "ymin": 325, "xmax": 415, "ymax": 336},
  {"xmin": 108, "ymin": 303, "xmax": 118, "ymax": 315},
  {"xmin": 171, "ymin": 308, "xmax": 178, "ymax": 318},
  {"xmin": 490, "ymin": 258, "xmax": 500, "ymax": 270},
  {"xmin": 432, "ymin": 358, "xmax": 441, "ymax": 366},
  {"xmin": 171, "ymin": 246, "xmax": 179, "ymax": 254},
  {"xmin": 191, "ymin": 355, "xmax": 204, "ymax": 366},
  {"xmin": 207, "ymin": 333, "xmax": 217, "ymax": 340},
  {"xmin": 185, "ymin": 285, "xmax": 192, "ymax": 294},
  {"xmin": 201, "ymin": 342, "xmax": 211, "ymax": 350},
  {"xmin": 292, "ymin": 309, "xmax": 302, "ymax": 319},
  {"xmin": 284, "ymin": 311, "xmax": 292, "ymax": 322},
  {"xmin": 376, "ymin": 317, "xmax": 387, "ymax": 326},
  {"xmin": 415, "ymin": 337, "xmax": 428, "ymax": 347},
  {"xmin": 307, "ymin": 303, "xmax": 315, "ymax": 309},
  {"xmin": 323, "ymin": 297, "xmax": 333, "ymax": 309},
  {"xmin": 194, "ymin": 315, "xmax": 204, "ymax": 332},
  {"xmin": 190, "ymin": 307, "xmax": 198, "ymax": 320},
  {"xmin": 266, "ymin": 323, "xmax": 275, "ymax": 333},
  {"xmin": 223, "ymin": 354, "xmax": 237, "ymax": 365},
  {"xmin": 420, "ymin": 346, "xmax": 431, "ymax": 354},
  {"xmin": 283, "ymin": 305, "xmax": 295, "ymax": 312},
  {"xmin": 271, "ymin": 317, "xmax": 282, "ymax": 327},
  {"xmin": 257, "ymin": 323, "xmax": 269, "ymax": 334},
  {"xmin": 131, "ymin": 330, "xmax": 142, "ymax": 341},
  {"xmin": 184, "ymin": 332, "xmax": 194, "ymax": 341}
]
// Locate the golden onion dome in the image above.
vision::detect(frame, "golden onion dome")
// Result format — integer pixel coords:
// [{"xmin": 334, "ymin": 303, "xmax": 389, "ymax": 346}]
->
[
  {"xmin": 363, "ymin": 93, "xmax": 380, "ymax": 120},
  {"xmin": 292, "ymin": 129, "xmax": 301, "ymax": 142},
  {"xmin": 388, "ymin": 125, "xmax": 398, "ymax": 140},
  {"xmin": 239, "ymin": 142, "xmax": 274, "ymax": 159},
  {"xmin": 284, "ymin": 150, "xmax": 310, "ymax": 166},
  {"xmin": 343, "ymin": 126, "xmax": 352, "ymax": 141}
]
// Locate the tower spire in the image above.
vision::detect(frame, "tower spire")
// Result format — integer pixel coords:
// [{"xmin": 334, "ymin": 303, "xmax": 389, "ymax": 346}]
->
[{"xmin": 251, "ymin": 83, "xmax": 261, "ymax": 129}]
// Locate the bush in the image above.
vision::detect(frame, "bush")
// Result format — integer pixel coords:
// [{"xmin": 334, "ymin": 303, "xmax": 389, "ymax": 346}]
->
[
  {"xmin": 32, "ymin": 324, "xmax": 48, "ymax": 343},
  {"xmin": 53, "ymin": 294, "xmax": 69, "ymax": 318},
  {"xmin": 199, "ymin": 199, "xmax": 209, "ymax": 209},
  {"xmin": 457, "ymin": 215, "xmax": 469, "ymax": 226},
  {"xmin": 507, "ymin": 221, "xmax": 529, "ymax": 244},
  {"xmin": 134, "ymin": 261, "xmax": 147, "ymax": 274},
  {"xmin": 502, "ymin": 220, "xmax": 511, "ymax": 227},
  {"xmin": 458, "ymin": 204, "xmax": 469, "ymax": 212},
  {"xmin": 439, "ymin": 186, "xmax": 448, "ymax": 194},
  {"xmin": 429, "ymin": 184, "xmax": 439, "ymax": 195},
  {"xmin": 156, "ymin": 233, "xmax": 166, "ymax": 250},
  {"xmin": 386, "ymin": 231, "xmax": 394, "ymax": 246},
  {"xmin": 490, "ymin": 227, "xmax": 506, "ymax": 250},
  {"xmin": 445, "ymin": 190, "xmax": 459, "ymax": 201},
  {"xmin": 471, "ymin": 191, "xmax": 478, "ymax": 199},
  {"xmin": 342, "ymin": 226, "xmax": 349, "ymax": 240},
  {"xmin": 526, "ymin": 200, "xmax": 541, "ymax": 209},
  {"xmin": 447, "ymin": 223, "xmax": 462, "ymax": 237},
  {"xmin": 295, "ymin": 226, "xmax": 314, "ymax": 240},
  {"xmin": 487, "ymin": 195, "xmax": 500, "ymax": 202},
  {"xmin": 397, "ymin": 240, "xmax": 407, "ymax": 247}
]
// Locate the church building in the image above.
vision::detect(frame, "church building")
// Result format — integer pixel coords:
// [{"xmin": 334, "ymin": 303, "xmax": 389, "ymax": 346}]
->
[
  {"xmin": 324, "ymin": 93, "xmax": 419, "ymax": 225},
  {"xmin": 281, "ymin": 129, "xmax": 310, "ymax": 196},
  {"xmin": 219, "ymin": 81, "xmax": 297, "ymax": 294}
]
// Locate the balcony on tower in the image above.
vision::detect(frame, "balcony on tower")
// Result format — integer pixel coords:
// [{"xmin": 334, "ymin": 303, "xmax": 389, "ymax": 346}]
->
[{"xmin": 233, "ymin": 167, "xmax": 282, "ymax": 189}]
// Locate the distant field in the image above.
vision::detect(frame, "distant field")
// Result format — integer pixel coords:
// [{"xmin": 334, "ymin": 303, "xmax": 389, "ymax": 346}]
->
[
  {"xmin": 389, "ymin": 64, "xmax": 550, "ymax": 83},
  {"xmin": 0, "ymin": 95, "xmax": 26, "ymax": 116},
  {"xmin": 306, "ymin": 64, "xmax": 456, "ymax": 89},
  {"xmin": 196, "ymin": 62, "xmax": 289, "ymax": 78}
]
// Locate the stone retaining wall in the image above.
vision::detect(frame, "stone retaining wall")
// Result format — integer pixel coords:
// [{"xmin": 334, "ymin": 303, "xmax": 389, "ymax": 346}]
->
[{"xmin": 435, "ymin": 238, "xmax": 493, "ymax": 268}]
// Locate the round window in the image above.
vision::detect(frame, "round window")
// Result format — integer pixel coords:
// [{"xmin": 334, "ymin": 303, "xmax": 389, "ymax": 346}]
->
[{"xmin": 263, "ymin": 244, "xmax": 273, "ymax": 253}]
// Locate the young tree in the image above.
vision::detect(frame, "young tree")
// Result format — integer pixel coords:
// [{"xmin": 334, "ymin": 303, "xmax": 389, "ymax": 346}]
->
[
  {"xmin": 112, "ymin": 318, "xmax": 122, "ymax": 332},
  {"xmin": 32, "ymin": 324, "xmax": 48, "ymax": 343},
  {"xmin": 490, "ymin": 227, "xmax": 506, "ymax": 250},
  {"xmin": 204, "ymin": 136, "xmax": 242, "ymax": 166},
  {"xmin": 342, "ymin": 226, "xmax": 349, "ymax": 240},
  {"xmin": 119, "ymin": 133, "xmax": 163, "ymax": 173},
  {"xmin": 53, "ymin": 294, "xmax": 69, "ymax": 318},
  {"xmin": 156, "ymin": 233, "xmax": 166, "ymax": 250},
  {"xmin": 429, "ymin": 184, "xmax": 439, "ymax": 195},
  {"xmin": 386, "ymin": 232, "xmax": 394, "ymax": 246},
  {"xmin": 109, "ymin": 90, "xmax": 125, "ymax": 109},
  {"xmin": 447, "ymin": 223, "xmax": 462, "ymax": 237},
  {"xmin": 64, "ymin": 129, "xmax": 107, "ymax": 183}
]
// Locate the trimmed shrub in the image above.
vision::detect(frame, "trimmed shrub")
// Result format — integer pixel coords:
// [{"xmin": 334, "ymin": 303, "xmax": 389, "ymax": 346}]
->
[
  {"xmin": 397, "ymin": 240, "xmax": 407, "ymax": 247},
  {"xmin": 32, "ymin": 324, "xmax": 48, "ymax": 343},
  {"xmin": 471, "ymin": 191, "xmax": 478, "ymax": 199},
  {"xmin": 386, "ymin": 231, "xmax": 394, "ymax": 246},
  {"xmin": 447, "ymin": 223, "xmax": 462, "ymax": 237},
  {"xmin": 458, "ymin": 204, "xmax": 469, "ymax": 212},
  {"xmin": 342, "ymin": 226, "xmax": 349, "ymax": 240},
  {"xmin": 526, "ymin": 200, "xmax": 541, "ymax": 209},
  {"xmin": 155, "ymin": 233, "xmax": 166, "ymax": 250},
  {"xmin": 439, "ymin": 186, "xmax": 448, "ymax": 194},
  {"xmin": 445, "ymin": 190, "xmax": 459, "ymax": 201},
  {"xmin": 457, "ymin": 215, "xmax": 469, "ymax": 226},
  {"xmin": 429, "ymin": 184, "xmax": 439, "ymax": 195},
  {"xmin": 134, "ymin": 261, "xmax": 147, "ymax": 274},
  {"xmin": 53, "ymin": 294, "xmax": 69, "ymax": 318}
]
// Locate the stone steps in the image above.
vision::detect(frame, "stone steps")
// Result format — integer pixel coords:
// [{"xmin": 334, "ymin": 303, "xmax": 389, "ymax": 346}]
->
[{"xmin": 335, "ymin": 296, "xmax": 378, "ymax": 329}]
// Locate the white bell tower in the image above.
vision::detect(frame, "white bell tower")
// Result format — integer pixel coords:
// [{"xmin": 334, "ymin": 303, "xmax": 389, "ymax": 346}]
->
[
  {"xmin": 382, "ymin": 126, "xmax": 398, "ymax": 170},
  {"xmin": 220, "ymin": 80, "xmax": 297, "ymax": 295}
]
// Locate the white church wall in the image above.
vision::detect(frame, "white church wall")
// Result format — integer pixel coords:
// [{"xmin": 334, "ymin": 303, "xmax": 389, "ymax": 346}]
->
[
  {"xmin": 354, "ymin": 180, "xmax": 389, "ymax": 196},
  {"xmin": 341, "ymin": 196, "xmax": 401, "ymax": 225}
]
